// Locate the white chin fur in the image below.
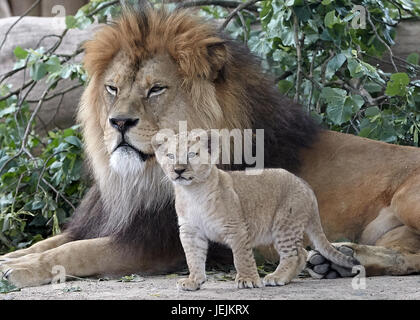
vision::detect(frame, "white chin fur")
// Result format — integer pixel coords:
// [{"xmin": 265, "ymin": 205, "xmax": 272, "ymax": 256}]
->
[{"xmin": 109, "ymin": 149, "xmax": 145, "ymax": 176}]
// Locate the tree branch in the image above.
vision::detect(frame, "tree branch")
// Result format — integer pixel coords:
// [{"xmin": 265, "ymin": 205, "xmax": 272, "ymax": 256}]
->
[
  {"xmin": 220, "ymin": 0, "xmax": 259, "ymax": 30},
  {"xmin": 0, "ymin": 0, "xmax": 42, "ymax": 51}
]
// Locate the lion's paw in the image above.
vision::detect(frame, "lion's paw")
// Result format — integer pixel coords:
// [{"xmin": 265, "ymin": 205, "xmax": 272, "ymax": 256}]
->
[
  {"xmin": 263, "ymin": 272, "xmax": 294, "ymax": 286},
  {"xmin": 176, "ymin": 278, "xmax": 202, "ymax": 291},
  {"xmin": 1, "ymin": 267, "xmax": 32, "ymax": 288},
  {"xmin": 306, "ymin": 244, "xmax": 356, "ymax": 279},
  {"xmin": 235, "ymin": 275, "xmax": 262, "ymax": 289}
]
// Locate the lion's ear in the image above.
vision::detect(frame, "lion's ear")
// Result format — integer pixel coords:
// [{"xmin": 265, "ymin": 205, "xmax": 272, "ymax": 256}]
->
[
  {"xmin": 172, "ymin": 36, "xmax": 228, "ymax": 81},
  {"xmin": 207, "ymin": 40, "xmax": 228, "ymax": 81}
]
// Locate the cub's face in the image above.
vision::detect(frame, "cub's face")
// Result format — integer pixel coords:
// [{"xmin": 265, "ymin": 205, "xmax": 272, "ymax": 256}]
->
[
  {"xmin": 100, "ymin": 51, "xmax": 192, "ymax": 174},
  {"xmin": 153, "ymin": 133, "xmax": 214, "ymax": 186}
]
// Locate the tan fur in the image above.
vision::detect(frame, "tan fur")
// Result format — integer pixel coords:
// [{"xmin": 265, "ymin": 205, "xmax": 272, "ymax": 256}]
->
[
  {"xmin": 2, "ymin": 8, "xmax": 420, "ymax": 288},
  {"xmin": 153, "ymin": 133, "xmax": 357, "ymax": 290}
]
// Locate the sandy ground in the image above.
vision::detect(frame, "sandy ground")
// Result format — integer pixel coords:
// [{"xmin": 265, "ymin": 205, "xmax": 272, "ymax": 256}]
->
[{"xmin": 1, "ymin": 273, "xmax": 419, "ymax": 300}]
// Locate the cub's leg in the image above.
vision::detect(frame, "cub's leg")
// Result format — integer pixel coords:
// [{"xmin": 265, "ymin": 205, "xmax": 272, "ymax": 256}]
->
[
  {"xmin": 176, "ymin": 224, "xmax": 208, "ymax": 291},
  {"xmin": 227, "ymin": 229, "xmax": 262, "ymax": 289},
  {"xmin": 264, "ymin": 243, "xmax": 307, "ymax": 286},
  {"xmin": 264, "ymin": 210, "xmax": 307, "ymax": 286},
  {"xmin": 0, "ymin": 234, "xmax": 70, "ymax": 261}
]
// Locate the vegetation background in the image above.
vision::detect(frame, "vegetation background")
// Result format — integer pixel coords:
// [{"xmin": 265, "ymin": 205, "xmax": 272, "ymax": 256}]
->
[{"xmin": 0, "ymin": 0, "xmax": 419, "ymax": 254}]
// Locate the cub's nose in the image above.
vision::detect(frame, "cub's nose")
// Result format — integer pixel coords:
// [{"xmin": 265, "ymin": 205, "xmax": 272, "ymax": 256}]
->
[
  {"xmin": 109, "ymin": 118, "xmax": 139, "ymax": 133},
  {"xmin": 174, "ymin": 168, "xmax": 186, "ymax": 176}
]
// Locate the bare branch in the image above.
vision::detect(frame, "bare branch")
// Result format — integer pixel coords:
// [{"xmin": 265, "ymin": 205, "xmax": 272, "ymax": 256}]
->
[
  {"xmin": 366, "ymin": 7, "xmax": 398, "ymax": 73},
  {"xmin": 293, "ymin": 13, "xmax": 303, "ymax": 103},
  {"xmin": 220, "ymin": 0, "xmax": 259, "ymax": 30},
  {"xmin": 0, "ymin": 80, "xmax": 59, "ymax": 175},
  {"xmin": 27, "ymin": 83, "xmax": 83, "ymax": 103},
  {"xmin": 178, "ymin": 0, "xmax": 258, "ymax": 11},
  {"xmin": 0, "ymin": 0, "xmax": 42, "ymax": 51}
]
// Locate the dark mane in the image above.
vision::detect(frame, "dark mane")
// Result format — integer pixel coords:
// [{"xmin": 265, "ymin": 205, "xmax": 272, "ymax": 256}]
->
[{"xmin": 221, "ymin": 38, "xmax": 319, "ymax": 172}]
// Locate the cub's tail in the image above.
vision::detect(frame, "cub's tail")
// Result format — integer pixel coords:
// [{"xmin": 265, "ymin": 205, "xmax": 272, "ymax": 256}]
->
[{"xmin": 306, "ymin": 203, "xmax": 360, "ymax": 269}]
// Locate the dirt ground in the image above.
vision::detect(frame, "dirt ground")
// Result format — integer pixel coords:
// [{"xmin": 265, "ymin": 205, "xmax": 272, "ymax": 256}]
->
[{"xmin": 1, "ymin": 273, "xmax": 419, "ymax": 300}]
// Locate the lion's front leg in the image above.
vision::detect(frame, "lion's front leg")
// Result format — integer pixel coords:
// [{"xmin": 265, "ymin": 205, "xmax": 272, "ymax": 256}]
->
[
  {"xmin": 0, "ymin": 234, "xmax": 71, "ymax": 261},
  {"xmin": 0, "ymin": 237, "xmax": 143, "ymax": 288}
]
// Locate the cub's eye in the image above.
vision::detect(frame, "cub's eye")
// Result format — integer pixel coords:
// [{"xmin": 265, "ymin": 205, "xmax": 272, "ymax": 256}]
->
[
  {"xmin": 167, "ymin": 153, "xmax": 175, "ymax": 160},
  {"xmin": 105, "ymin": 85, "xmax": 118, "ymax": 96},
  {"xmin": 147, "ymin": 84, "xmax": 167, "ymax": 98},
  {"xmin": 187, "ymin": 152, "xmax": 197, "ymax": 159}
]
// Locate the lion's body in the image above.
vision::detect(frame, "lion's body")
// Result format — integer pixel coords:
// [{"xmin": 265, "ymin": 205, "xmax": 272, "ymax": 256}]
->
[{"xmin": 1, "ymin": 7, "xmax": 420, "ymax": 288}]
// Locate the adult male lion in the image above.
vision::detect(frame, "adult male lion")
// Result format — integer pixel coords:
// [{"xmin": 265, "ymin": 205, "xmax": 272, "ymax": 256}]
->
[{"xmin": 1, "ymin": 7, "xmax": 420, "ymax": 288}]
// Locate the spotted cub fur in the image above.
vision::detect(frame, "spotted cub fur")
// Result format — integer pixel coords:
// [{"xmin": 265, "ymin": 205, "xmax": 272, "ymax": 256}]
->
[{"xmin": 152, "ymin": 131, "xmax": 359, "ymax": 290}]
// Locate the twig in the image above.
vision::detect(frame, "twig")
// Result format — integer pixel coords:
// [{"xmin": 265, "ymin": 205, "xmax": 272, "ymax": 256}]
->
[
  {"xmin": 87, "ymin": 0, "xmax": 120, "ymax": 18},
  {"xmin": 0, "ymin": 0, "xmax": 42, "ymax": 51},
  {"xmin": 177, "ymin": 0, "xmax": 258, "ymax": 11},
  {"xmin": 293, "ymin": 13, "xmax": 302, "ymax": 103},
  {"xmin": 27, "ymin": 83, "xmax": 83, "ymax": 103},
  {"xmin": 0, "ymin": 80, "xmax": 35, "ymax": 102},
  {"xmin": 0, "ymin": 80, "xmax": 59, "ymax": 176},
  {"xmin": 220, "ymin": 0, "xmax": 259, "ymax": 30},
  {"xmin": 23, "ymin": 148, "xmax": 77, "ymax": 211},
  {"xmin": 366, "ymin": 7, "xmax": 398, "ymax": 73},
  {"xmin": 236, "ymin": 11, "xmax": 248, "ymax": 43}
]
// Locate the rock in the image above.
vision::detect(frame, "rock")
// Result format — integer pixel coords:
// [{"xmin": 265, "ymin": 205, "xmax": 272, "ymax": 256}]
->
[{"xmin": 0, "ymin": 16, "xmax": 96, "ymax": 133}]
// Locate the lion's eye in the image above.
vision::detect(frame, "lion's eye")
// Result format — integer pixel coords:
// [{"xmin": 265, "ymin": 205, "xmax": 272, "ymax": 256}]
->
[
  {"xmin": 167, "ymin": 153, "xmax": 175, "ymax": 160},
  {"xmin": 148, "ymin": 85, "xmax": 167, "ymax": 98},
  {"xmin": 187, "ymin": 152, "xmax": 197, "ymax": 159},
  {"xmin": 105, "ymin": 85, "xmax": 118, "ymax": 96}
]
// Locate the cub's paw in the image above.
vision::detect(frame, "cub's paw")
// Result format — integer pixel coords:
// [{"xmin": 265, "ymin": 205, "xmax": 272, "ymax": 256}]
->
[
  {"xmin": 235, "ymin": 275, "xmax": 262, "ymax": 289},
  {"xmin": 306, "ymin": 244, "xmax": 356, "ymax": 279},
  {"xmin": 176, "ymin": 278, "xmax": 202, "ymax": 291},
  {"xmin": 263, "ymin": 272, "xmax": 292, "ymax": 286}
]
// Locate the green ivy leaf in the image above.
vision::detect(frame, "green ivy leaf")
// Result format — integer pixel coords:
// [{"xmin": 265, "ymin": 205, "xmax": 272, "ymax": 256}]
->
[
  {"xmin": 278, "ymin": 80, "xmax": 293, "ymax": 94},
  {"xmin": 65, "ymin": 16, "xmax": 78, "ymax": 29},
  {"xmin": 13, "ymin": 46, "xmax": 28, "ymax": 60},
  {"xmin": 64, "ymin": 136, "xmax": 83, "ymax": 148},
  {"xmin": 30, "ymin": 62, "xmax": 47, "ymax": 81},
  {"xmin": 326, "ymin": 53, "xmax": 346, "ymax": 79},
  {"xmin": 0, "ymin": 279, "xmax": 20, "ymax": 293},
  {"xmin": 407, "ymin": 53, "xmax": 419, "ymax": 66},
  {"xmin": 385, "ymin": 73, "xmax": 410, "ymax": 97},
  {"xmin": 321, "ymin": 87, "xmax": 351, "ymax": 125},
  {"xmin": 324, "ymin": 10, "xmax": 340, "ymax": 28}
]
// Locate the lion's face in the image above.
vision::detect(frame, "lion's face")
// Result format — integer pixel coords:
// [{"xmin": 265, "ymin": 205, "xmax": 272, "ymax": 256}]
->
[{"xmin": 101, "ymin": 51, "xmax": 192, "ymax": 174}]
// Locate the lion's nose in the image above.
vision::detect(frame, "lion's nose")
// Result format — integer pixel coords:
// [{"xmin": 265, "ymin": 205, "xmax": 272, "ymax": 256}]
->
[
  {"xmin": 109, "ymin": 118, "xmax": 139, "ymax": 133},
  {"xmin": 174, "ymin": 168, "xmax": 186, "ymax": 176}
]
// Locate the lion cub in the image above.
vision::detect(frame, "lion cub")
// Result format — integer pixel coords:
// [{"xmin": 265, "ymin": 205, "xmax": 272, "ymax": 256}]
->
[{"xmin": 152, "ymin": 131, "xmax": 359, "ymax": 290}]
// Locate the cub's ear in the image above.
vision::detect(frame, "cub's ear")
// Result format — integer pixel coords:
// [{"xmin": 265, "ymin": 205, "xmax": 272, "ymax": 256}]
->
[{"xmin": 151, "ymin": 130, "xmax": 174, "ymax": 152}]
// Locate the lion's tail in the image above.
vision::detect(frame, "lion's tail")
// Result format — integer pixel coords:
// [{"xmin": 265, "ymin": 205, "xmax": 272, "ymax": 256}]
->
[{"xmin": 306, "ymin": 202, "xmax": 360, "ymax": 269}]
